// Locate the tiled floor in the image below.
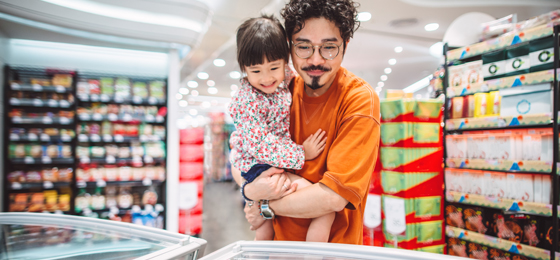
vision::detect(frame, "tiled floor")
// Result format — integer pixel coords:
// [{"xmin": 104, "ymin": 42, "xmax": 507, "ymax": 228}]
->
[{"xmin": 201, "ymin": 181, "xmax": 254, "ymax": 255}]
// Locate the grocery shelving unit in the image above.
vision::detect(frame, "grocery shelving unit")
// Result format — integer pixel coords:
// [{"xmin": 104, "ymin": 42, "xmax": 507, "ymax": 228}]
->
[{"xmin": 443, "ymin": 23, "xmax": 560, "ymax": 260}]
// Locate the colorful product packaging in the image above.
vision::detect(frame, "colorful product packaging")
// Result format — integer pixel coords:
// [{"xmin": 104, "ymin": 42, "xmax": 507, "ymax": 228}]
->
[
  {"xmin": 505, "ymin": 42, "xmax": 531, "ymax": 77},
  {"xmin": 482, "ymin": 50, "xmax": 507, "ymax": 80},
  {"xmin": 529, "ymin": 36, "xmax": 554, "ymax": 72}
]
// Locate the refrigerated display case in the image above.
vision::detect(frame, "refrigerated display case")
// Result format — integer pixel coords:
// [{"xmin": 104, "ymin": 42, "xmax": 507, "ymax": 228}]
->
[{"xmin": 0, "ymin": 213, "xmax": 206, "ymax": 260}]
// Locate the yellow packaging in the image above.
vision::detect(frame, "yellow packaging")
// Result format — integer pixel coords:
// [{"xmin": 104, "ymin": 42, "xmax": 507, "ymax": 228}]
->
[
  {"xmin": 473, "ymin": 93, "xmax": 489, "ymax": 117},
  {"xmin": 386, "ymin": 89, "xmax": 405, "ymax": 99},
  {"xmin": 487, "ymin": 91, "xmax": 501, "ymax": 116}
]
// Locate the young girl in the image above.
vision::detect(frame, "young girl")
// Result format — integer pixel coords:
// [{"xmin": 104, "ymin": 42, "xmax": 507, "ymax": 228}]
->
[{"xmin": 228, "ymin": 15, "xmax": 335, "ymax": 242}]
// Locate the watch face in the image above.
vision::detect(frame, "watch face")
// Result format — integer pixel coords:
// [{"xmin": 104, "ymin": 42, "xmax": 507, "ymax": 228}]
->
[{"xmin": 262, "ymin": 210, "xmax": 273, "ymax": 219}]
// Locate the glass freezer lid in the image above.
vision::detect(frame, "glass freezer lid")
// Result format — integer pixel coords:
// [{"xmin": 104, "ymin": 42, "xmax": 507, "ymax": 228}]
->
[{"xmin": 0, "ymin": 213, "xmax": 206, "ymax": 260}]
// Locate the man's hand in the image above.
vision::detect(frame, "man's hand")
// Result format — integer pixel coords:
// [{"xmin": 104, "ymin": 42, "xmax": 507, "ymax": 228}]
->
[
  {"xmin": 244, "ymin": 201, "xmax": 265, "ymax": 231},
  {"xmin": 303, "ymin": 129, "xmax": 327, "ymax": 160},
  {"xmin": 244, "ymin": 167, "xmax": 297, "ymax": 201}
]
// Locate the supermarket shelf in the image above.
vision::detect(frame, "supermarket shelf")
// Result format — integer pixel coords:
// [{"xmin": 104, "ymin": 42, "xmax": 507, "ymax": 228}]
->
[
  {"xmin": 9, "ymin": 98, "xmax": 73, "ymax": 108},
  {"xmin": 445, "ymin": 113, "xmax": 552, "ymax": 131},
  {"xmin": 11, "ymin": 116, "xmax": 73, "ymax": 125},
  {"xmin": 77, "ymin": 113, "xmax": 165, "ymax": 123},
  {"xmin": 446, "ymin": 191, "xmax": 552, "ymax": 216},
  {"xmin": 446, "ymin": 226, "xmax": 550, "ymax": 260},
  {"xmin": 9, "ymin": 157, "xmax": 74, "ymax": 165},
  {"xmin": 77, "ymin": 134, "xmax": 164, "ymax": 143},
  {"xmin": 76, "ymin": 180, "xmax": 164, "ymax": 188},
  {"xmin": 9, "ymin": 134, "xmax": 73, "ymax": 143},
  {"xmin": 446, "ymin": 69, "xmax": 556, "ymax": 98},
  {"xmin": 79, "ymin": 156, "xmax": 165, "ymax": 165},
  {"xmin": 447, "ymin": 21, "xmax": 558, "ymax": 62},
  {"xmin": 77, "ymin": 94, "xmax": 165, "ymax": 105},
  {"xmin": 446, "ymin": 158, "xmax": 552, "ymax": 173},
  {"xmin": 10, "ymin": 83, "xmax": 71, "ymax": 93},
  {"xmin": 9, "ymin": 181, "xmax": 71, "ymax": 190}
]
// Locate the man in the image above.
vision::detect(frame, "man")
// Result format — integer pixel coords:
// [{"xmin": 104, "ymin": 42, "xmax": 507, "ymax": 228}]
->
[{"xmin": 232, "ymin": 0, "xmax": 380, "ymax": 244}]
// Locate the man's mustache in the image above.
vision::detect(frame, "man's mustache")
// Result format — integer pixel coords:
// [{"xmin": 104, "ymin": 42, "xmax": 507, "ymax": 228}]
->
[{"xmin": 301, "ymin": 65, "xmax": 331, "ymax": 72}]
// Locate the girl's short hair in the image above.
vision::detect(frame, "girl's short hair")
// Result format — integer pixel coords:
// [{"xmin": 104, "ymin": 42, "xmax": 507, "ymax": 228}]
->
[{"xmin": 236, "ymin": 14, "xmax": 289, "ymax": 72}]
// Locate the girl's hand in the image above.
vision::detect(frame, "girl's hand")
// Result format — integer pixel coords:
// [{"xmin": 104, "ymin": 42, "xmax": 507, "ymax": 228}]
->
[
  {"xmin": 303, "ymin": 129, "xmax": 327, "ymax": 160},
  {"xmin": 244, "ymin": 201, "xmax": 265, "ymax": 230}
]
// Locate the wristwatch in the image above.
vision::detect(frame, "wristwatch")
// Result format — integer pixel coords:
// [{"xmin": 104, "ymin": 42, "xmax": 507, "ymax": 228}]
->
[{"xmin": 260, "ymin": 200, "xmax": 275, "ymax": 220}]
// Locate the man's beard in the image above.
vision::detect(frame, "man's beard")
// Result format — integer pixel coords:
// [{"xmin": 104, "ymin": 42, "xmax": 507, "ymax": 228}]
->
[{"xmin": 302, "ymin": 65, "xmax": 331, "ymax": 90}]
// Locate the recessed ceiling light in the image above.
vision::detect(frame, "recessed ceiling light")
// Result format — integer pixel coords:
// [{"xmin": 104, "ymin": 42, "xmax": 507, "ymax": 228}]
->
[
  {"xmin": 213, "ymin": 59, "xmax": 226, "ymax": 67},
  {"xmin": 380, "ymin": 75, "xmax": 388, "ymax": 81},
  {"xmin": 377, "ymin": 82, "xmax": 385, "ymax": 87},
  {"xmin": 230, "ymin": 84, "xmax": 238, "ymax": 91},
  {"xmin": 189, "ymin": 109, "xmax": 198, "ymax": 116},
  {"xmin": 201, "ymin": 101, "xmax": 211, "ymax": 108},
  {"xmin": 191, "ymin": 90, "xmax": 199, "ymax": 96},
  {"xmin": 208, "ymin": 87, "xmax": 218, "ymax": 94},
  {"xmin": 207, "ymin": 80, "xmax": 215, "ymax": 87},
  {"xmin": 357, "ymin": 12, "xmax": 371, "ymax": 22},
  {"xmin": 175, "ymin": 93, "xmax": 183, "ymax": 100},
  {"xmin": 388, "ymin": 59, "xmax": 397, "ymax": 65},
  {"xmin": 179, "ymin": 87, "xmax": 189, "ymax": 95},
  {"xmin": 229, "ymin": 71, "xmax": 241, "ymax": 79},
  {"xmin": 375, "ymin": 86, "xmax": 383, "ymax": 92},
  {"xmin": 178, "ymin": 100, "xmax": 188, "ymax": 107},
  {"xmin": 394, "ymin": 46, "xmax": 403, "ymax": 53},
  {"xmin": 187, "ymin": 80, "xmax": 198, "ymax": 88},
  {"xmin": 384, "ymin": 68, "xmax": 392, "ymax": 74},
  {"xmin": 424, "ymin": 23, "xmax": 439, "ymax": 32},
  {"xmin": 197, "ymin": 72, "xmax": 209, "ymax": 80}
]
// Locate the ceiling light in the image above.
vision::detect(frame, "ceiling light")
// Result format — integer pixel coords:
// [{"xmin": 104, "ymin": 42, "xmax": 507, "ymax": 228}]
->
[
  {"xmin": 207, "ymin": 80, "xmax": 215, "ymax": 87},
  {"xmin": 375, "ymin": 86, "xmax": 383, "ymax": 92},
  {"xmin": 424, "ymin": 23, "xmax": 439, "ymax": 32},
  {"xmin": 394, "ymin": 46, "xmax": 403, "ymax": 53},
  {"xmin": 179, "ymin": 87, "xmax": 189, "ymax": 95},
  {"xmin": 403, "ymin": 75, "xmax": 434, "ymax": 93},
  {"xmin": 178, "ymin": 100, "xmax": 188, "ymax": 107},
  {"xmin": 388, "ymin": 59, "xmax": 397, "ymax": 65},
  {"xmin": 207, "ymin": 87, "xmax": 218, "ymax": 94},
  {"xmin": 197, "ymin": 72, "xmax": 209, "ymax": 80},
  {"xmin": 384, "ymin": 68, "xmax": 392, "ymax": 74},
  {"xmin": 187, "ymin": 80, "xmax": 198, "ymax": 88},
  {"xmin": 380, "ymin": 75, "xmax": 388, "ymax": 81},
  {"xmin": 201, "ymin": 101, "xmax": 211, "ymax": 108},
  {"xmin": 229, "ymin": 71, "xmax": 241, "ymax": 79},
  {"xmin": 175, "ymin": 93, "xmax": 183, "ymax": 100},
  {"xmin": 357, "ymin": 12, "xmax": 371, "ymax": 22},
  {"xmin": 191, "ymin": 90, "xmax": 199, "ymax": 96},
  {"xmin": 230, "ymin": 84, "xmax": 238, "ymax": 91},
  {"xmin": 377, "ymin": 82, "xmax": 385, "ymax": 87},
  {"xmin": 189, "ymin": 109, "xmax": 198, "ymax": 116},
  {"xmin": 213, "ymin": 59, "xmax": 226, "ymax": 67}
]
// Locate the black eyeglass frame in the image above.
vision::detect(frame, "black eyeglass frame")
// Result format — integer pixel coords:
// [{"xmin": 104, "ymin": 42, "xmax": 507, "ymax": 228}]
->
[{"xmin": 290, "ymin": 41, "xmax": 342, "ymax": 60}]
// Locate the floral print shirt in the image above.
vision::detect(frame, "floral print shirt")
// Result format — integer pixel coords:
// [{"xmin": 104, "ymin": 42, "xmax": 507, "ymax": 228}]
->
[{"xmin": 228, "ymin": 68, "xmax": 305, "ymax": 173}]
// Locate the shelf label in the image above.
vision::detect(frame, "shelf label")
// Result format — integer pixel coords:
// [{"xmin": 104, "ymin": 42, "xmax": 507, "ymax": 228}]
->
[
  {"xmin": 96, "ymin": 179, "xmax": 107, "ymax": 187},
  {"xmin": 144, "ymin": 155, "xmax": 154, "ymax": 164},
  {"xmin": 100, "ymin": 94, "xmax": 110, "ymax": 102},
  {"xmin": 383, "ymin": 197, "xmax": 406, "ymax": 235},
  {"xmin": 11, "ymin": 182, "xmax": 22, "ymax": 190},
  {"xmin": 142, "ymin": 178, "xmax": 153, "ymax": 186},
  {"xmin": 42, "ymin": 156, "xmax": 52, "ymax": 164},
  {"xmin": 24, "ymin": 156, "xmax": 35, "ymax": 164},
  {"xmin": 11, "ymin": 83, "xmax": 21, "ymax": 90},
  {"xmin": 123, "ymin": 114, "xmax": 133, "ymax": 122},
  {"xmin": 10, "ymin": 98, "xmax": 20, "ymax": 105},
  {"xmin": 78, "ymin": 94, "xmax": 89, "ymax": 101},
  {"xmin": 77, "ymin": 181, "xmax": 87, "ymax": 188},
  {"xmin": 59, "ymin": 100, "xmax": 70, "ymax": 108},
  {"xmin": 90, "ymin": 134, "xmax": 101, "ymax": 142},
  {"xmin": 114, "ymin": 135, "xmax": 124, "ymax": 142},
  {"xmin": 148, "ymin": 97, "xmax": 157, "ymax": 105},
  {"xmin": 179, "ymin": 182, "xmax": 198, "ymax": 210},
  {"xmin": 32, "ymin": 84, "xmax": 43, "ymax": 91},
  {"xmin": 145, "ymin": 114, "xmax": 155, "ymax": 122},
  {"xmin": 79, "ymin": 114, "xmax": 91, "ymax": 121},
  {"xmin": 47, "ymin": 99, "xmax": 58, "ymax": 107},
  {"xmin": 90, "ymin": 94, "xmax": 100, "ymax": 102},
  {"xmin": 40, "ymin": 134, "xmax": 50, "ymax": 142},
  {"xmin": 55, "ymin": 85, "xmax": 66, "ymax": 93},
  {"xmin": 364, "ymin": 194, "xmax": 381, "ymax": 229},
  {"xmin": 59, "ymin": 117, "xmax": 70, "ymax": 125},
  {"xmin": 33, "ymin": 99, "xmax": 44, "ymax": 107},
  {"xmin": 106, "ymin": 155, "xmax": 116, "ymax": 164},
  {"xmin": 12, "ymin": 117, "xmax": 22, "ymax": 124},
  {"xmin": 103, "ymin": 134, "xmax": 112, "ymax": 142},
  {"xmin": 9, "ymin": 133, "xmax": 19, "ymax": 141},
  {"xmin": 28, "ymin": 133, "xmax": 38, "ymax": 141},
  {"xmin": 156, "ymin": 116, "xmax": 164, "ymax": 123},
  {"xmin": 80, "ymin": 157, "xmax": 90, "ymax": 164},
  {"xmin": 93, "ymin": 113, "xmax": 103, "ymax": 121},
  {"xmin": 139, "ymin": 135, "xmax": 149, "ymax": 142},
  {"xmin": 133, "ymin": 96, "xmax": 143, "ymax": 104},
  {"xmin": 108, "ymin": 113, "xmax": 118, "ymax": 121},
  {"xmin": 42, "ymin": 117, "xmax": 53, "ymax": 124},
  {"xmin": 43, "ymin": 181, "xmax": 54, "ymax": 189},
  {"xmin": 78, "ymin": 134, "xmax": 88, "ymax": 142},
  {"xmin": 114, "ymin": 96, "xmax": 124, "ymax": 103},
  {"xmin": 61, "ymin": 135, "xmax": 71, "ymax": 142}
]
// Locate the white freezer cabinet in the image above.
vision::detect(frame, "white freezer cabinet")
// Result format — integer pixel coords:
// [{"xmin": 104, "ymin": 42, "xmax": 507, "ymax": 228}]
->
[{"xmin": 0, "ymin": 213, "xmax": 206, "ymax": 260}]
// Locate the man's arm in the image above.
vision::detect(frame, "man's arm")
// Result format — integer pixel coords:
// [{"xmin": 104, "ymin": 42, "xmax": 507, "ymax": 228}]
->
[{"xmin": 270, "ymin": 182, "xmax": 348, "ymax": 218}]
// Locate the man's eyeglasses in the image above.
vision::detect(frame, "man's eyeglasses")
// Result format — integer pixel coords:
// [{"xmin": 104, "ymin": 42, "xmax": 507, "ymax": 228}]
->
[{"xmin": 291, "ymin": 41, "xmax": 341, "ymax": 60}]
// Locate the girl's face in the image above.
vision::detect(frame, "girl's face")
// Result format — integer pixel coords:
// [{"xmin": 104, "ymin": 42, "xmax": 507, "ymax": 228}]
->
[{"xmin": 244, "ymin": 58, "xmax": 285, "ymax": 94}]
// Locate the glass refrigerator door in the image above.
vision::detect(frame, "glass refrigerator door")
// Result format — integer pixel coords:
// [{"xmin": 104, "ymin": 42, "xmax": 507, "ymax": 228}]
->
[
  {"xmin": 200, "ymin": 241, "xmax": 465, "ymax": 260},
  {"xmin": 0, "ymin": 213, "xmax": 206, "ymax": 260}
]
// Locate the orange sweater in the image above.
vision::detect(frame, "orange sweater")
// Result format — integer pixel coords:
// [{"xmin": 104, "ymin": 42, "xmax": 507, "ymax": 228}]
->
[{"xmin": 273, "ymin": 67, "xmax": 381, "ymax": 244}]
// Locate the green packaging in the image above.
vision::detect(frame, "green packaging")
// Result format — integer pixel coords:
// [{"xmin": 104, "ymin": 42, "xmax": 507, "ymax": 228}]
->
[
  {"xmin": 133, "ymin": 81, "xmax": 149, "ymax": 98},
  {"xmin": 529, "ymin": 36, "xmax": 554, "ymax": 72},
  {"xmin": 381, "ymin": 171, "xmax": 439, "ymax": 194},
  {"xmin": 149, "ymin": 81, "xmax": 166, "ymax": 99},
  {"xmin": 416, "ymin": 244, "xmax": 445, "ymax": 254},
  {"xmin": 413, "ymin": 123, "xmax": 440, "ymax": 143},
  {"xmin": 381, "ymin": 123, "xmax": 440, "ymax": 145},
  {"xmin": 380, "ymin": 99, "xmax": 415, "ymax": 121},
  {"xmin": 482, "ymin": 50, "xmax": 506, "ymax": 80},
  {"xmin": 115, "ymin": 78, "xmax": 131, "ymax": 98},
  {"xmin": 416, "ymin": 221, "xmax": 443, "ymax": 243},
  {"xmin": 380, "ymin": 147, "xmax": 439, "ymax": 169},
  {"xmin": 414, "ymin": 99, "xmax": 443, "ymax": 119},
  {"xmin": 100, "ymin": 78, "xmax": 115, "ymax": 95},
  {"xmin": 414, "ymin": 196, "xmax": 441, "ymax": 218},
  {"xmin": 505, "ymin": 43, "xmax": 530, "ymax": 77}
]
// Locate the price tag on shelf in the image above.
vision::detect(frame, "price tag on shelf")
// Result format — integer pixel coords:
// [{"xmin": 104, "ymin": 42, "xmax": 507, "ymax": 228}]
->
[
  {"xmin": 47, "ymin": 99, "xmax": 58, "ymax": 107},
  {"xmin": 114, "ymin": 96, "xmax": 124, "ymax": 103},
  {"xmin": 12, "ymin": 117, "xmax": 22, "ymax": 124},
  {"xmin": 90, "ymin": 134, "xmax": 101, "ymax": 142},
  {"xmin": 100, "ymin": 94, "xmax": 110, "ymax": 102},
  {"xmin": 93, "ymin": 113, "xmax": 103, "ymax": 121},
  {"xmin": 42, "ymin": 156, "xmax": 52, "ymax": 164},
  {"xmin": 59, "ymin": 100, "xmax": 70, "ymax": 108},
  {"xmin": 11, "ymin": 182, "xmax": 22, "ymax": 190},
  {"xmin": 106, "ymin": 155, "xmax": 116, "ymax": 164},
  {"xmin": 144, "ymin": 155, "xmax": 154, "ymax": 164},
  {"xmin": 61, "ymin": 134, "xmax": 71, "ymax": 142},
  {"xmin": 79, "ymin": 114, "xmax": 91, "ymax": 121},
  {"xmin": 108, "ymin": 113, "xmax": 118, "ymax": 121},
  {"xmin": 148, "ymin": 97, "xmax": 157, "ymax": 105},
  {"xmin": 383, "ymin": 196, "xmax": 406, "ymax": 235},
  {"xmin": 123, "ymin": 114, "xmax": 133, "ymax": 122},
  {"xmin": 33, "ymin": 99, "xmax": 44, "ymax": 107},
  {"xmin": 80, "ymin": 157, "xmax": 91, "ymax": 164},
  {"xmin": 114, "ymin": 135, "xmax": 124, "ymax": 142},
  {"xmin": 77, "ymin": 181, "xmax": 87, "ymax": 188},
  {"xmin": 139, "ymin": 135, "xmax": 148, "ymax": 142},
  {"xmin": 9, "ymin": 133, "xmax": 19, "ymax": 141},
  {"xmin": 59, "ymin": 117, "xmax": 70, "ymax": 125},
  {"xmin": 145, "ymin": 114, "xmax": 155, "ymax": 122},
  {"xmin": 78, "ymin": 94, "xmax": 89, "ymax": 101},
  {"xmin": 133, "ymin": 96, "xmax": 142, "ymax": 104},
  {"xmin": 103, "ymin": 134, "xmax": 112, "ymax": 142},
  {"xmin": 40, "ymin": 133, "xmax": 50, "ymax": 142},
  {"xmin": 90, "ymin": 94, "xmax": 100, "ymax": 102},
  {"xmin": 10, "ymin": 98, "xmax": 20, "ymax": 105},
  {"xmin": 55, "ymin": 85, "xmax": 66, "ymax": 93},
  {"xmin": 28, "ymin": 133, "xmax": 38, "ymax": 141},
  {"xmin": 78, "ymin": 134, "xmax": 88, "ymax": 142},
  {"xmin": 42, "ymin": 117, "xmax": 53, "ymax": 124},
  {"xmin": 363, "ymin": 194, "xmax": 381, "ymax": 229},
  {"xmin": 32, "ymin": 84, "xmax": 43, "ymax": 91},
  {"xmin": 43, "ymin": 181, "xmax": 54, "ymax": 189},
  {"xmin": 11, "ymin": 83, "xmax": 21, "ymax": 90},
  {"xmin": 142, "ymin": 178, "xmax": 153, "ymax": 186},
  {"xmin": 156, "ymin": 116, "xmax": 164, "ymax": 123},
  {"xmin": 96, "ymin": 179, "xmax": 107, "ymax": 187},
  {"xmin": 24, "ymin": 156, "xmax": 35, "ymax": 164}
]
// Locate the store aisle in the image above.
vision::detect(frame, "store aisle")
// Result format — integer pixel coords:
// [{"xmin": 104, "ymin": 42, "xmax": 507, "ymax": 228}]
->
[{"xmin": 201, "ymin": 181, "xmax": 254, "ymax": 255}]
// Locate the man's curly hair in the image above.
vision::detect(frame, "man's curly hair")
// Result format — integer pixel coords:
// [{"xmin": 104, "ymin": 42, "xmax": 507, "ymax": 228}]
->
[{"xmin": 281, "ymin": 0, "xmax": 360, "ymax": 53}]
